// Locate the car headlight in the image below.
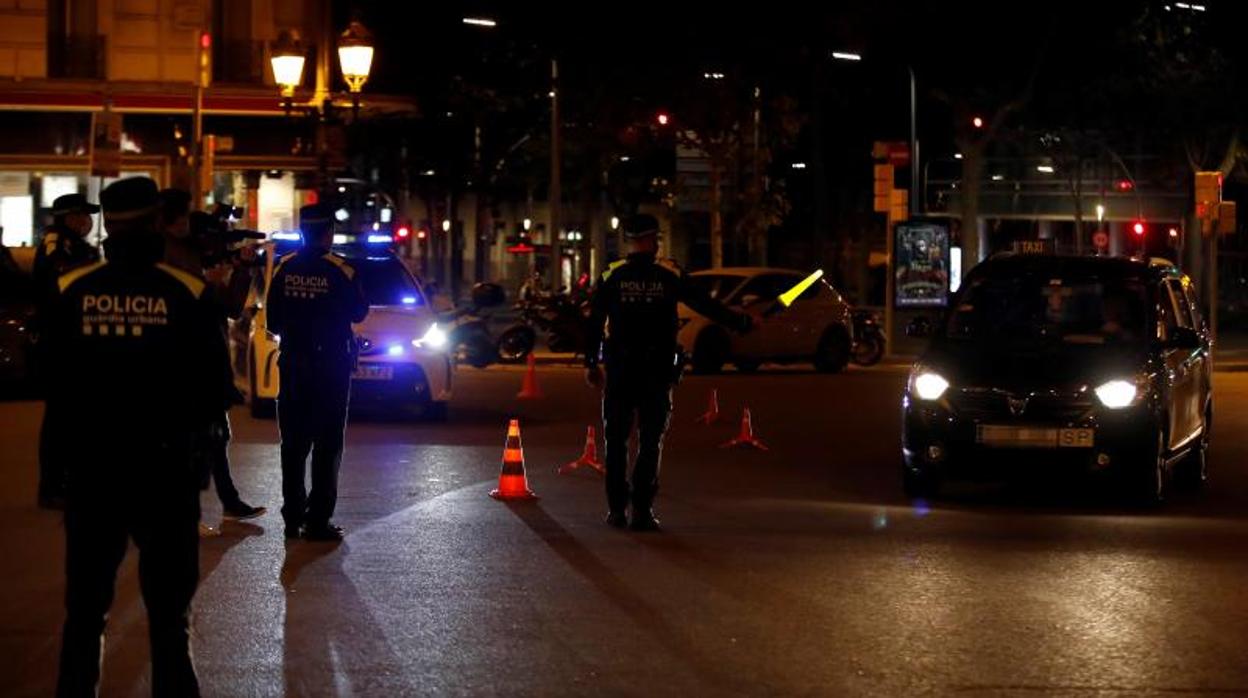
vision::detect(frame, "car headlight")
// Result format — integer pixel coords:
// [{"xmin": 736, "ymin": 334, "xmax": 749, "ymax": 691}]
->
[
  {"xmin": 412, "ymin": 323, "xmax": 448, "ymax": 350},
  {"xmin": 911, "ymin": 370, "xmax": 950, "ymax": 401},
  {"xmin": 1095, "ymin": 379, "xmax": 1139, "ymax": 409}
]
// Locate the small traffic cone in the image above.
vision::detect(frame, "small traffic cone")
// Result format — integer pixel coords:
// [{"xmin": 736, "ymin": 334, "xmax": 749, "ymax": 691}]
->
[
  {"xmin": 694, "ymin": 388, "xmax": 722, "ymax": 425},
  {"xmin": 720, "ymin": 407, "xmax": 769, "ymax": 450},
  {"xmin": 491, "ymin": 419, "xmax": 539, "ymax": 500},
  {"xmin": 516, "ymin": 353, "xmax": 543, "ymax": 399},
  {"xmin": 559, "ymin": 425, "xmax": 605, "ymax": 475}
]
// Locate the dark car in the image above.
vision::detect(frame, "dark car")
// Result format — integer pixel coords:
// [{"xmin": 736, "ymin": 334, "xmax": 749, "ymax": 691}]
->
[
  {"xmin": 0, "ymin": 246, "xmax": 38, "ymax": 394},
  {"xmin": 902, "ymin": 254, "xmax": 1212, "ymax": 504}
]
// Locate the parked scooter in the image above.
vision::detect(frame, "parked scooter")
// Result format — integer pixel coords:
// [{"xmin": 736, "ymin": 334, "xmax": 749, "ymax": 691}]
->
[
  {"xmin": 443, "ymin": 283, "xmax": 507, "ymax": 369},
  {"xmin": 851, "ymin": 309, "xmax": 885, "ymax": 367},
  {"xmin": 496, "ymin": 292, "xmax": 591, "ymax": 363}
]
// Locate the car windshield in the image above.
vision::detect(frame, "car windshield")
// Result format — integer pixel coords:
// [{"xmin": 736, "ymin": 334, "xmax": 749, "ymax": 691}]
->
[
  {"xmin": 946, "ymin": 274, "xmax": 1148, "ymax": 345},
  {"xmin": 688, "ymin": 274, "xmax": 746, "ymax": 301},
  {"xmin": 351, "ymin": 257, "xmax": 425, "ymax": 307}
]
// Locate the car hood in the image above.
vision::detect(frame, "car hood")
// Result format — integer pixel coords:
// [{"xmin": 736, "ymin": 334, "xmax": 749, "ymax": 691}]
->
[
  {"xmin": 353, "ymin": 305, "xmax": 436, "ymax": 341},
  {"xmin": 920, "ymin": 340, "xmax": 1150, "ymax": 392}
]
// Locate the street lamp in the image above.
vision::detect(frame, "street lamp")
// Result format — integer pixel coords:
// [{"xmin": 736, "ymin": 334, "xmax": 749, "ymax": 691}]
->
[
  {"xmin": 270, "ymin": 30, "xmax": 306, "ymax": 109},
  {"xmin": 337, "ymin": 20, "xmax": 374, "ymax": 113}
]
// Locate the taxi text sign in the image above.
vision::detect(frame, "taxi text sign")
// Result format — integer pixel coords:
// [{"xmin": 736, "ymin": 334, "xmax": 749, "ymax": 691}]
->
[
  {"xmin": 895, "ymin": 221, "xmax": 950, "ymax": 308},
  {"xmin": 89, "ymin": 109, "xmax": 123, "ymax": 178}
]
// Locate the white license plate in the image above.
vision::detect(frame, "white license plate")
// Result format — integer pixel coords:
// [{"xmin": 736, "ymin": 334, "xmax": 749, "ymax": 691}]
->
[
  {"xmin": 977, "ymin": 425, "xmax": 1094, "ymax": 449},
  {"xmin": 353, "ymin": 364, "xmax": 393, "ymax": 381}
]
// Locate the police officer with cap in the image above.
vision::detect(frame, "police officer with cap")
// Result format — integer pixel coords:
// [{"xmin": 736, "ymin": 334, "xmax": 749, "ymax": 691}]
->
[
  {"xmin": 265, "ymin": 203, "xmax": 368, "ymax": 541},
  {"xmin": 585, "ymin": 214, "xmax": 755, "ymax": 531},
  {"xmin": 34, "ymin": 193, "xmax": 101, "ymax": 509},
  {"xmin": 45, "ymin": 176, "xmax": 230, "ymax": 696}
]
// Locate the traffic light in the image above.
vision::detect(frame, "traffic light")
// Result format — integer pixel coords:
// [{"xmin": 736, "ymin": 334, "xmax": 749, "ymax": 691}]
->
[
  {"xmin": 198, "ymin": 32, "xmax": 212, "ymax": 88},
  {"xmin": 971, "ymin": 116, "xmax": 984, "ymax": 129},
  {"xmin": 655, "ymin": 111, "xmax": 670, "ymax": 126},
  {"xmin": 1116, "ymin": 179, "xmax": 1134, "ymax": 192},
  {"xmin": 1132, "ymin": 221, "xmax": 1145, "ymax": 236}
]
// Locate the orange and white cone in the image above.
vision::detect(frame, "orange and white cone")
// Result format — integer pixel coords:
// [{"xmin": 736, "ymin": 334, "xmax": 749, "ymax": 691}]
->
[
  {"xmin": 490, "ymin": 419, "xmax": 539, "ymax": 500},
  {"xmin": 516, "ymin": 353, "xmax": 543, "ymax": 399},
  {"xmin": 694, "ymin": 388, "xmax": 721, "ymax": 425},
  {"xmin": 559, "ymin": 425, "xmax": 605, "ymax": 475},
  {"xmin": 719, "ymin": 407, "xmax": 768, "ymax": 450}
]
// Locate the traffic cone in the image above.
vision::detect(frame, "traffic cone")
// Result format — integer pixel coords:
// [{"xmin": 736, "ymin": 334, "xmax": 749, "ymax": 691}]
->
[
  {"xmin": 491, "ymin": 419, "xmax": 539, "ymax": 500},
  {"xmin": 694, "ymin": 388, "xmax": 721, "ymax": 424},
  {"xmin": 517, "ymin": 353, "xmax": 543, "ymax": 399},
  {"xmin": 559, "ymin": 425, "xmax": 605, "ymax": 475},
  {"xmin": 720, "ymin": 407, "xmax": 768, "ymax": 450}
]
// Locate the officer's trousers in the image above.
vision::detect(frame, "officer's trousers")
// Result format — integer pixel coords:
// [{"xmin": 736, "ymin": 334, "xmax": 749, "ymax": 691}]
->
[
  {"xmin": 602, "ymin": 365, "xmax": 673, "ymax": 514},
  {"xmin": 277, "ymin": 355, "xmax": 351, "ymax": 528},
  {"xmin": 38, "ymin": 400, "xmax": 68, "ymax": 501},
  {"xmin": 57, "ymin": 440, "xmax": 200, "ymax": 698},
  {"xmin": 192, "ymin": 413, "xmax": 241, "ymax": 508}
]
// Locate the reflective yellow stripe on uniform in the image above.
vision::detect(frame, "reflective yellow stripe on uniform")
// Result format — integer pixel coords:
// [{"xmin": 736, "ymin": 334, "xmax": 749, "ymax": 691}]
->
[
  {"xmin": 42, "ymin": 233, "xmax": 61, "ymax": 256},
  {"xmin": 601, "ymin": 259, "xmax": 627, "ymax": 282},
  {"xmin": 322, "ymin": 253, "xmax": 356, "ymax": 281},
  {"xmin": 154, "ymin": 262, "xmax": 207, "ymax": 299},
  {"xmin": 57, "ymin": 260, "xmax": 107, "ymax": 293}
]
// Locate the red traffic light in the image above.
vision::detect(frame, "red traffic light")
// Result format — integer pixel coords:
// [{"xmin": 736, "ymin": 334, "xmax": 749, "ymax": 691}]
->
[
  {"xmin": 416, "ymin": 229, "xmax": 427, "ymax": 240},
  {"xmin": 200, "ymin": 32, "xmax": 212, "ymax": 49},
  {"xmin": 656, "ymin": 111, "xmax": 670, "ymax": 126},
  {"xmin": 1132, "ymin": 221, "xmax": 1145, "ymax": 236},
  {"xmin": 396, "ymin": 226, "xmax": 411, "ymax": 239},
  {"xmin": 1169, "ymin": 227, "xmax": 1179, "ymax": 239},
  {"xmin": 971, "ymin": 116, "xmax": 984, "ymax": 129},
  {"xmin": 1116, "ymin": 179, "xmax": 1134, "ymax": 192}
]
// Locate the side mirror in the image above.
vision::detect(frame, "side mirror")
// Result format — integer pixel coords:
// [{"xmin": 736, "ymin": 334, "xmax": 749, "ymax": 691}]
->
[
  {"xmin": 1166, "ymin": 326, "xmax": 1201, "ymax": 350},
  {"xmin": 906, "ymin": 317, "xmax": 933, "ymax": 338},
  {"xmin": 739, "ymin": 294, "xmax": 761, "ymax": 308}
]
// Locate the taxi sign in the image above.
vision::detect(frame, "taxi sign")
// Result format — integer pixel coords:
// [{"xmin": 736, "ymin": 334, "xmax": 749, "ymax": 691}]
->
[{"xmin": 1013, "ymin": 239, "xmax": 1054, "ymax": 255}]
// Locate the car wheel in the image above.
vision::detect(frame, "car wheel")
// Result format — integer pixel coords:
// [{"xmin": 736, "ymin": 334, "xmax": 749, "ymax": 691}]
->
[
  {"xmin": 425, "ymin": 401, "xmax": 449, "ymax": 422},
  {"xmin": 1129, "ymin": 428, "xmax": 1167, "ymax": 506},
  {"xmin": 734, "ymin": 359, "xmax": 761, "ymax": 373},
  {"xmin": 813, "ymin": 326, "xmax": 851, "ymax": 373},
  {"xmin": 691, "ymin": 328, "xmax": 728, "ymax": 374},
  {"xmin": 248, "ymin": 349, "xmax": 276, "ymax": 420},
  {"xmin": 1175, "ymin": 406, "xmax": 1211, "ymax": 490}
]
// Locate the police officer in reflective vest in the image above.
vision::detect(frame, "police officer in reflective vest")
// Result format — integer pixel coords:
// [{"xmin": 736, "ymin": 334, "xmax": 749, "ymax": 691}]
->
[
  {"xmin": 266, "ymin": 204, "xmax": 368, "ymax": 541},
  {"xmin": 45, "ymin": 177, "xmax": 229, "ymax": 697},
  {"xmin": 34, "ymin": 193, "xmax": 101, "ymax": 509},
  {"xmin": 585, "ymin": 214, "xmax": 754, "ymax": 530}
]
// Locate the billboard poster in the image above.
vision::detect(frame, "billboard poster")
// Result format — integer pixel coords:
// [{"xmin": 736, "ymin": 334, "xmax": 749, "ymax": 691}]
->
[{"xmin": 894, "ymin": 221, "xmax": 950, "ymax": 308}]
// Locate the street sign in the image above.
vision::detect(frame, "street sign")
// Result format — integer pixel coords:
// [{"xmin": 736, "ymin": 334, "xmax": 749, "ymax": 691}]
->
[
  {"xmin": 89, "ymin": 108, "xmax": 123, "ymax": 178},
  {"xmin": 1092, "ymin": 230, "xmax": 1109, "ymax": 249},
  {"xmin": 1195, "ymin": 171, "xmax": 1222, "ymax": 209}
]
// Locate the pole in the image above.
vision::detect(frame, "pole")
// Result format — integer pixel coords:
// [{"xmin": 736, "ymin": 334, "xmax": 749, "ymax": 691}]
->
[
  {"xmin": 191, "ymin": 40, "xmax": 204, "ymax": 209},
  {"xmin": 549, "ymin": 58, "xmax": 563, "ymax": 290},
  {"xmin": 908, "ymin": 65, "xmax": 919, "ymax": 218}
]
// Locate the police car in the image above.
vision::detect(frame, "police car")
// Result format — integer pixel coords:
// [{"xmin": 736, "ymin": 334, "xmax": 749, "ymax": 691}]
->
[
  {"xmin": 677, "ymin": 267, "xmax": 853, "ymax": 373},
  {"xmin": 239, "ymin": 234, "xmax": 452, "ymax": 421},
  {"xmin": 902, "ymin": 253, "xmax": 1212, "ymax": 504}
]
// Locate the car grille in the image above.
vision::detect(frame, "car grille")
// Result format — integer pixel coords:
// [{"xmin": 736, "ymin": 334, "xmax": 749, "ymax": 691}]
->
[{"xmin": 948, "ymin": 389, "xmax": 1094, "ymax": 423}]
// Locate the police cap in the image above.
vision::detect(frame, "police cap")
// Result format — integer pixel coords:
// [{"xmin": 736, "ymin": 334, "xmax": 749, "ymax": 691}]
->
[
  {"xmin": 299, "ymin": 203, "xmax": 334, "ymax": 229},
  {"xmin": 47, "ymin": 193, "xmax": 100, "ymax": 216},
  {"xmin": 621, "ymin": 213, "xmax": 660, "ymax": 239},
  {"xmin": 101, "ymin": 177, "xmax": 160, "ymax": 222}
]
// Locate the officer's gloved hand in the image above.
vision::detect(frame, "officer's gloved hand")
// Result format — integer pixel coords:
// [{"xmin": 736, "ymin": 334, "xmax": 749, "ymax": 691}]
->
[{"xmin": 585, "ymin": 365, "xmax": 604, "ymax": 389}]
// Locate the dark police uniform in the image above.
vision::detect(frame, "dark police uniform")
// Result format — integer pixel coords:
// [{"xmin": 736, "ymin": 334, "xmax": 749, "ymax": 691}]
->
[
  {"xmin": 265, "ymin": 204, "xmax": 368, "ymax": 539},
  {"xmin": 585, "ymin": 215, "xmax": 751, "ymax": 529},
  {"xmin": 45, "ymin": 177, "xmax": 228, "ymax": 697},
  {"xmin": 34, "ymin": 194, "xmax": 101, "ymax": 507}
]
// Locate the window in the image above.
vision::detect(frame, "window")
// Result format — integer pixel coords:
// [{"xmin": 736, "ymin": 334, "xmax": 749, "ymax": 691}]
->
[
  {"xmin": 1182, "ymin": 281, "xmax": 1204, "ymax": 330},
  {"xmin": 687, "ymin": 274, "xmax": 745, "ymax": 301},
  {"xmin": 1167, "ymin": 280, "xmax": 1193, "ymax": 330},
  {"xmin": 736, "ymin": 274, "xmax": 797, "ymax": 304},
  {"xmin": 1156, "ymin": 283, "xmax": 1179, "ymax": 341}
]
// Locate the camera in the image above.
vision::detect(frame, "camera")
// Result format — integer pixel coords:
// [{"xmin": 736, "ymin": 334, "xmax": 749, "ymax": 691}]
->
[{"xmin": 189, "ymin": 207, "xmax": 265, "ymax": 267}]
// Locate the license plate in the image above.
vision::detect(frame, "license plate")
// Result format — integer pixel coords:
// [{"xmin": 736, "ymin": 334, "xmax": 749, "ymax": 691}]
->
[
  {"xmin": 977, "ymin": 425, "xmax": 1094, "ymax": 448},
  {"xmin": 353, "ymin": 364, "xmax": 393, "ymax": 381}
]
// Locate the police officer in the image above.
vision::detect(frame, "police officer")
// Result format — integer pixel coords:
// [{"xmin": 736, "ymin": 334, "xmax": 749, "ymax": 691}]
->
[
  {"xmin": 585, "ymin": 214, "xmax": 755, "ymax": 531},
  {"xmin": 34, "ymin": 194, "xmax": 102, "ymax": 509},
  {"xmin": 45, "ymin": 177, "xmax": 229, "ymax": 697},
  {"xmin": 265, "ymin": 203, "xmax": 368, "ymax": 541},
  {"xmin": 157, "ymin": 189, "xmax": 265, "ymax": 524}
]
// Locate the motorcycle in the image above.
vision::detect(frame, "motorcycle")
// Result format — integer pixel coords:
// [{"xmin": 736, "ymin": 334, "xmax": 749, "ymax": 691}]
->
[
  {"xmin": 496, "ymin": 293, "xmax": 591, "ymax": 363},
  {"xmin": 443, "ymin": 283, "xmax": 506, "ymax": 369},
  {"xmin": 850, "ymin": 309, "xmax": 885, "ymax": 367}
]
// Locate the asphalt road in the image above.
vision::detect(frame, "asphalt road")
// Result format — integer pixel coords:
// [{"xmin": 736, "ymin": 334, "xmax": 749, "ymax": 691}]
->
[{"xmin": 3, "ymin": 363, "xmax": 1248, "ymax": 696}]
